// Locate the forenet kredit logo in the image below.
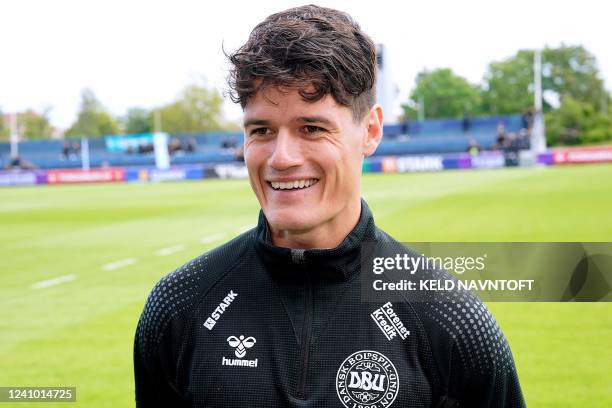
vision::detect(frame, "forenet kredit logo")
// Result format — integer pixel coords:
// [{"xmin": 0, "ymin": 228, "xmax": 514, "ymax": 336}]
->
[{"xmin": 336, "ymin": 350, "xmax": 399, "ymax": 408}]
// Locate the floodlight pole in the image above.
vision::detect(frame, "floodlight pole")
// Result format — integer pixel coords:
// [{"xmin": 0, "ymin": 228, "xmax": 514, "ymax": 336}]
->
[
  {"xmin": 534, "ymin": 50, "xmax": 542, "ymax": 113},
  {"xmin": 9, "ymin": 112, "xmax": 19, "ymax": 158},
  {"xmin": 531, "ymin": 49, "xmax": 547, "ymax": 154},
  {"xmin": 81, "ymin": 137, "xmax": 90, "ymax": 170}
]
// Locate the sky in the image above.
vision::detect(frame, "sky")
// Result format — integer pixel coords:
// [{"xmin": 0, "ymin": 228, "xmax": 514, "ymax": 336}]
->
[{"xmin": 1, "ymin": 0, "xmax": 611, "ymax": 130}]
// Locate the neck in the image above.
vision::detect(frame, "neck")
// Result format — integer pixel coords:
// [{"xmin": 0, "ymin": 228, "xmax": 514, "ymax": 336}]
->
[{"xmin": 269, "ymin": 198, "xmax": 362, "ymax": 249}]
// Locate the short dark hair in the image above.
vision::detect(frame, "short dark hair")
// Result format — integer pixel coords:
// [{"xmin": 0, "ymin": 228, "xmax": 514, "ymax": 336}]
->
[{"xmin": 227, "ymin": 4, "xmax": 377, "ymax": 120}]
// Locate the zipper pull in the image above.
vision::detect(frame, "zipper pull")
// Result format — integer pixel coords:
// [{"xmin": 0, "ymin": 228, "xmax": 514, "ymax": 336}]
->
[{"xmin": 291, "ymin": 249, "xmax": 306, "ymax": 264}]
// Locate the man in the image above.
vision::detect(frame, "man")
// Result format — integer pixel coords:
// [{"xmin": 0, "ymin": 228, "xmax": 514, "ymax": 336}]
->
[{"xmin": 134, "ymin": 5, "xmax": 525, "ymax": 407}]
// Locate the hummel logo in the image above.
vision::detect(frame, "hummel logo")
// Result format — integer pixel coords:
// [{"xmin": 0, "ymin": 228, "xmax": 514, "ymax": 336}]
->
[
  {"xmin": 227, "ymin": 335, "xmax": 256, "ymax": 358},
  {"xmin": 222, "ymin": 335, "xmax": 258, "ymax": 368}
]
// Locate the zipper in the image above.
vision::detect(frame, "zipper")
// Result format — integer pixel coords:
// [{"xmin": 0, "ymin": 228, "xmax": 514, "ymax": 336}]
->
[
  {"xmin": 292, "ymin": 249, "xmax": 313, "ymax": 400},
  {"xmin": 297, "ymin": 271, "xmax": 313, "ymax": 399}
]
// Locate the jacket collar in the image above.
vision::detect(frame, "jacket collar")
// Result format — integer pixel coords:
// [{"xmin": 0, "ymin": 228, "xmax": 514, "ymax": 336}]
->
[{"xmin": 254, "ymin": 199, "xmax": 377, "ymax": 282}]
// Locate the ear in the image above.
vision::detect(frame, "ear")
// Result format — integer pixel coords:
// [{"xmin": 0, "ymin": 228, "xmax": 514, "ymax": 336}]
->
[{"xmin": 362, "ymin": 104, "xmax": 383, "ymax": 157}]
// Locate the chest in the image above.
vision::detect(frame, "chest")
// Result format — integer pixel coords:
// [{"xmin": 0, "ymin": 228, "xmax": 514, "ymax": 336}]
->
[{"xmin": 181, "ymin": 281, "xmax": 437, "ymax": 407}]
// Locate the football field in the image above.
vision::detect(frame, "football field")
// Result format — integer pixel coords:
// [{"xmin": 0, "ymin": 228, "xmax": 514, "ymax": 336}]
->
[{"xmin": 1, "ymin": 164, "xmax": 611, "ymax": 407}]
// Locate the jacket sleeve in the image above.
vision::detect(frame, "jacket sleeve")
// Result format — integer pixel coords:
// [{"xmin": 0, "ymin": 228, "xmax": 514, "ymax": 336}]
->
[
  {"xmin": 133, "ymin": 283, "xmax": 188, "ymax": 407},
  {"xmin": 415, "ymin": 292, "xmax": 526, "ymax": 408},
  {"xmin": 447, "ymin": 329, "xmax": 525, "ymax": 407},
  {"xmin": 442, "ymin": 301, "xmax": 526, "ymax": 408}
]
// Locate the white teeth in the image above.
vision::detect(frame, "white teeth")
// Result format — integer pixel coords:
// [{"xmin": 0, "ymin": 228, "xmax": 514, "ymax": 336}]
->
[{"xmin": 269, "ymin": 179, "xmax": 318, "ymax": 190}]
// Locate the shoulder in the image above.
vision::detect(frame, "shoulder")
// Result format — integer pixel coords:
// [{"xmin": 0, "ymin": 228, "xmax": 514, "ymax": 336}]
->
[
  {"xmin": 374, "ymin": 228, "xmax": 516, "ymax": 376},
  {"xmin": 135, "ymin": 229, "xmax": 256, "ymax": 355}
]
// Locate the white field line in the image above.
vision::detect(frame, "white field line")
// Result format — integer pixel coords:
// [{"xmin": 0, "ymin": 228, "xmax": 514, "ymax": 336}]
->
[
  {"xmin": 102, "ymin": 258, "xmax": 137, "ymax": 271},
  {"xmin": 200, "ymin": 233, "xmax": 227, "ymax": 245},
  {"xmin": 156, "ymin": 244, "xmax": 186, "ymax": 256},
  {"xmin": 32, "ymin": 274, "xmax": 76, "ymax": 289}
]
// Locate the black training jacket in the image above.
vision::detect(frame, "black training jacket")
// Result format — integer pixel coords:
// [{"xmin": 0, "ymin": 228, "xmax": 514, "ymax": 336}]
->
[{"xmin": 134, "ymin": 200, "xmax": 525, "ymax": 407}]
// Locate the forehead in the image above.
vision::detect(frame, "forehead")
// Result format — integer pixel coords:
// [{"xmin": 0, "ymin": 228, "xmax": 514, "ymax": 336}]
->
[{"xmin": 243, "ymin": 85, "xmax": 351, "ymax": 122}]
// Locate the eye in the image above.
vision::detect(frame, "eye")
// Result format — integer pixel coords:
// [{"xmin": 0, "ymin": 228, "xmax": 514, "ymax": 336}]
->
[
  {"xmin": 250, "ymin": 127, "xmax": 271, "ymax": 136},
  {"xmin": 303, "ymin": 125, "xmax": 325, "ymax": 134}
]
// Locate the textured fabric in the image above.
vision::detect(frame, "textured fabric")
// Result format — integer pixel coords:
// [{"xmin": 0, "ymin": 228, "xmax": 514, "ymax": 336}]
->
[{"xmin": 134, "ymin": 200, "xmax": 526, "ymax": 407}]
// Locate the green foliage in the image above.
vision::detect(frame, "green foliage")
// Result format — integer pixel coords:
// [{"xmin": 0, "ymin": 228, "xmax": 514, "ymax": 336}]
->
[
  {"xmin": 123, "ymin": 107, "xmax": 152, "ymax": 135},
  {"xmin": 482, "ymin": 45, "xmax": 607, "ymax": 115},
  {"xmin": 482, "ymin": 50, "xmax": 535, "ymax": 114},
  {"xmin": 403, "ymin": 68, "xmax": 482, "ymax": 120},
  {"xmin": 0, "ymin": 107, "xmax": 8, "ymax": 139},
  {"xmin": 0, "ymin": 107, "xmax": 54, "ymax": 140},
  {"xmin": 65, "ymin": 89, "xmax": 120, "ymax": 138},
  {"xmin": 542, "ymin": 45, "xmax": 607, "ymax": 110},
  {"xmin": 545, "ymin": 96, "xmax": 612, "ymax": 146},
  {"xmin": 18, "ymin": 109, "xmax": 54, "ymax": 139},
  {"xmin": 154, "ymin": 83, "xmax": 224, "ymax": 133}
]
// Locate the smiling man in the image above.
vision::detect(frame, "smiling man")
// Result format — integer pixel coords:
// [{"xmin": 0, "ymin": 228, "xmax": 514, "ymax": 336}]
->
[{"xmin": 134, "ymin": 5, "xmax": 525, "ymax": 408}]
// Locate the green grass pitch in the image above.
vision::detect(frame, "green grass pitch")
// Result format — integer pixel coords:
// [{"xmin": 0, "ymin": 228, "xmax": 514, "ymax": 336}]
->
[{"xmin": 1, "ymin": 164, "xmax": 611, "ymax": 407}]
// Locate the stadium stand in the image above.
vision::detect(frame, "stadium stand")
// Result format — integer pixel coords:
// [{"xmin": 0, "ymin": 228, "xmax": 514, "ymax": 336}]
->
[{"xmin": 0, "ymin": 114, "xmax": 527, "ymax": 169}]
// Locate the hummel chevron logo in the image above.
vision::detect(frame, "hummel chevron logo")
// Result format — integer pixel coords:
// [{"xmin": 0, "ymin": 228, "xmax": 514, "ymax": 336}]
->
[{"xmin": 222, "ymin": 335, "xmax": 258, "ymax": 368}]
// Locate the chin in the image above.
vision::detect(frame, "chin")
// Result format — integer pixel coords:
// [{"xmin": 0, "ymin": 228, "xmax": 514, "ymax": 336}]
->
[{"xmin": 264, "ymin": 206, "xmax": 322, "ymax": 233}]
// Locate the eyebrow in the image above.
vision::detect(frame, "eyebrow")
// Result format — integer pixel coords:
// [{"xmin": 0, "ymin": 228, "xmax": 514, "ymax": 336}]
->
[
  {"xmin": 244, "ymin": 116, "xmax": 335, "ymax": 128},
  {"xmin": 296, "ymin": 116, "xmax": 335, "ymax": 127},
  {"xmin": 243, "ymin": 118, "xmax": 271, "ymax": 127}
]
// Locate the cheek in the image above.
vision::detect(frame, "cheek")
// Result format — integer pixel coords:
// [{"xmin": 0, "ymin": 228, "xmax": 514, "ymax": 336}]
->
[
  {"xmin": 313, "ymin": 141, "xmax": 360, "ymax": 187},
  {"xmin": 244, "ymin": 144, "xmax": 267, "ymax": 192},
  {"xmin": 244, "ymin": 142, "xmax": 265, "ymax": 171}
]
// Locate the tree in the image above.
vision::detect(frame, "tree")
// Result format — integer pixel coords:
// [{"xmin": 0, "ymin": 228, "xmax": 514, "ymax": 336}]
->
[
  {"xmin": 481, "ymin": 50, "xmax": 535, "ymax": 114},
  {"xmin": 124, "ymin": 107, "xmax": 152, "ymax": 134},
  {"xmin": 402, "ymin": 68, "xmax": 482, "ymax": 120},
  {"xmin": 0, "ymin": 107, "xmax": 8, "ymax": 139},
  {"xmin": 65, "ymin": 89, "xmax": 120, "ymax": 137},
  {"xmin": 546, "ymin": 96, "xmax": 612, "ymax": 146},
  {"xmin": 18, "ymin": 108, "xmax": 54, "ymax": 139},
  {"xmin": 482, "ymin": 45, "xmax": 607, "ymax": 115},
  {"xmin": 542, "ymin": 45, "xmax": 607, "ymax": 110},
  {"xmin": 154, "ymin": 83, "xmax": 224, "ymax": 133}
]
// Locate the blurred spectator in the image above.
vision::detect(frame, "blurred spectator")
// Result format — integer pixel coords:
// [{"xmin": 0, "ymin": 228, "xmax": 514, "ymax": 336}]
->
[
  {"xmin": 462, "ymin": 113, "xmax": 470, "ymax": 133},
  {"xmin": 72, "ymin": 141, "xmax": 81, "ymax": 155},
  {"xmin": 221, "ymin": 136, "xmax": 238, "ymax": 150},
  {"xmin": 168, "ymin": 137, "xmax": 183, "ymax": 155},
  {"xmin": 503, "ymin": 132, "xmax": 520, "ymax": 166},
  {"xmin": 522, "ymin": 109, "xmax": 534, "ymax": 132},
  {"xmin": 401, "ymin": 117, "xmax": 410, "ymax": 135},
  {"xmin": 138, "ymin": 143, "xmax": 154, "ymax": 154},
  {"xmin": 494, "ymin": 122, "xmax": 506, "ymax": 150},
  {"xmin": 61, "ymin": 140, "xmax": 80, "ymax": 160},
  {"xmin": 186, "ymin": 137, "xmax": 197, "ymax": 153},
  {"xmin": 467, "ymin": 138, "xmax": 480, "ymax": 156},
  {"xmin": 5, "ymin": 155, "xmax": 36, "ymax": 170}
]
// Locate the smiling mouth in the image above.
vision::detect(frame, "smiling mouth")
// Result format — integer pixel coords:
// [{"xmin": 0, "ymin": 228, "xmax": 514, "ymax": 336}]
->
[{"xmin": 267, "ymin": 178, "xmax": 319, "ymax": 190}]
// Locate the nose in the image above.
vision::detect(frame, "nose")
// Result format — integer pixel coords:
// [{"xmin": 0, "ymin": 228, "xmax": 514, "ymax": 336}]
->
[{"xmin": 268, "ymin": 130, "xmax": 303, "ymax": 171}]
